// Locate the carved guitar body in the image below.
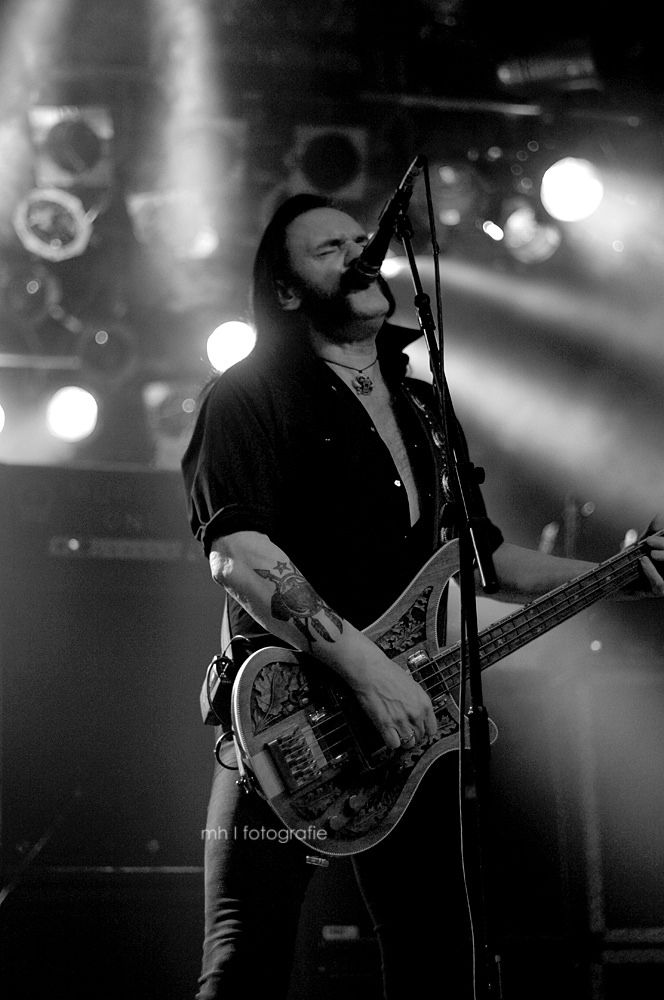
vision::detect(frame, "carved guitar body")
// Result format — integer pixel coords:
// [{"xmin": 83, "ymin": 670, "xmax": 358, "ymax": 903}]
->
[{"xmin": 231, "ymin": 532, "xmax": 657, "ymax": 856}]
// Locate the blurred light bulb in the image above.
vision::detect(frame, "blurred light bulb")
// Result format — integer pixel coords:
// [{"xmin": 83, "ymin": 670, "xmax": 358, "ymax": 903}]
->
[
  {"xmin": 46, "ymin": 386, "xmax": 98, "ymax": 441},
  {"xmin": 540, "ymin": 157, "xmax": 604, "ymax": 222},
  {"xmin": 207, "ymin": 320, "xmax": 256, "ymax": 372}
]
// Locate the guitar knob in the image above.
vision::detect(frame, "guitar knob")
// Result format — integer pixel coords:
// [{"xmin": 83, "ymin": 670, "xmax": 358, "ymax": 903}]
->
[
  {"xmin": 346, "ymin": 794, "xmax": 365, "ymax": 813},
  {"xmin": 327, "ymin": 813, "xmax": 346, "ymax": 832}
]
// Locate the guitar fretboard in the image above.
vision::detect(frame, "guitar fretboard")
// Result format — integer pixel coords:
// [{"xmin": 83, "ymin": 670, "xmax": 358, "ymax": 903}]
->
[{"xmin": 429, "ymin": 534, "xmax": 655, "ymax": 694}]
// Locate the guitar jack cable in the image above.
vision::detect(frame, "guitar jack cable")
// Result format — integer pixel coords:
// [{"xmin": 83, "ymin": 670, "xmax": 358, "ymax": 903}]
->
[
  {"xmin": 201, "ymin": 635, "xmax": 250, "ymax": 771},
  {"xmin": 214, "ymin": 730, "xmax": 238, "ymax": 770}
]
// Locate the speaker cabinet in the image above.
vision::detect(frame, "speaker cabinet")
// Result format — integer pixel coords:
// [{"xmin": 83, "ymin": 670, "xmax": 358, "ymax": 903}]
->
[{"xmin": 0, "ymin": 463, "xmax": 221, "ymax": 868}]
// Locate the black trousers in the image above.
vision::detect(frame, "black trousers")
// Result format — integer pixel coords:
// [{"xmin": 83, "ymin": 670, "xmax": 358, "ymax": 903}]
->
[{"xmin": 196, "ymin": 744, "xmax": 474, "ymax": 999}]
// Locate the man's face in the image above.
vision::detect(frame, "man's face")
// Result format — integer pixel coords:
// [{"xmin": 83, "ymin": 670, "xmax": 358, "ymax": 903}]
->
[{"xmin": 281, "ymin": 207, "xmax": 391, "ymax": 333}]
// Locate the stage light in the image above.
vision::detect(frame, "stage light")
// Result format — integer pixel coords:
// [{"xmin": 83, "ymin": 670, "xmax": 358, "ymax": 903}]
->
[
  {"xmin": 287, "ymin": 126, "xmax": 368, "ymax": 199},
  {"xmin": 0, "ymin": 402, "xmax": 5, "ymax": 434},
  {"xmin": 207, "ymin": 320, "xmax": 256, "ymax": 373},
  {"xmin": 496, "ymin": 42, "xmax": 599, "ymax": 93},
  {"xmin": 12, "ymin": 187, "xmax": 93, "ymax": 261},
  {"xmin": 46, "ymin": 385, "xmax": 98, "ymax": 442},
  {"xmin": 482, "ymin": 219, "xmax": 504, "ymax": 242},
  {"xmin": 27, "ymin": 106, "xmax": 114, "ymax": 190},
  {"xmin": 540, "ymin": 157, "xmax": 604, "ymax": 222}
]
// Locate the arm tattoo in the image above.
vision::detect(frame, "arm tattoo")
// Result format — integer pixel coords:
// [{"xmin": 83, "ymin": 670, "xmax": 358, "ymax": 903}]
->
[{"xmin": 254, "ymin": 560, "xmax": 343, "ymax": 646}]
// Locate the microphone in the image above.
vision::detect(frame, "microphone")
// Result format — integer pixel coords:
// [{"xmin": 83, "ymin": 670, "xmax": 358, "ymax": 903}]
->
[{"xmin": 344, "ymin": 154, "xmax": 425, "ymax": 289}]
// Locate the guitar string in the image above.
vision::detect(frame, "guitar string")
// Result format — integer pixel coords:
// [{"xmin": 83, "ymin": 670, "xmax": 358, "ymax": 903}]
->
[
  {"xmin": 412, "ymin": 557, "xmax": 641, "ymax": 694},
  {"xmin": 419, "ymin": 550, "xmax": 643, "ymax": 683},
  {"xmin": 300, "ymin": 559, "xmax": 641, "ymax": 763},
  {"xmin": 335, "ymin": 559, "xmax": 639, "ymax": 721},
  {"xmin": 303, "ymin": 559, "xmax": 641, "ymax": 762}
]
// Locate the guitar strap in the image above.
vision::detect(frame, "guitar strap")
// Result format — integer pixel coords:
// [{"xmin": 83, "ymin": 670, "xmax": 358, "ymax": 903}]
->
[
  {"xmin": 199, "ymin": 598, "xmax": 242, "ymax": 768},
  {"xmin": 402, "ymin": 381, "xmax": 455, "ymax": 647}
]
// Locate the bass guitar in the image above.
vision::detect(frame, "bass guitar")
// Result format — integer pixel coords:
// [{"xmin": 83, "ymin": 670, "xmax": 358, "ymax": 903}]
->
[{"xmin": 231, "ymin": 532, "xmax": 659, "ymax": 856}]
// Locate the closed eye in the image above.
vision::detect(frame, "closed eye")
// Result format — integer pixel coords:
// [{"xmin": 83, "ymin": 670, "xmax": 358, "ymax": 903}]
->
[{"xmin": 314, "ymin": 235, "xmax": 368, "ymax": 256}]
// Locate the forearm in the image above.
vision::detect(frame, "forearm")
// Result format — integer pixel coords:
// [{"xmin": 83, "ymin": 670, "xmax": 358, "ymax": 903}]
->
[
  {"xmin": 489, "ymin": 534, "xmax": 664, "ymax": 604},
  {"xmin": 488, "ymin": 541, "xmax": 597, "ymax": 604},
  {"xmin": 209, "ymin": 530, "xmax": 438, "ymax": 749},
  {"xmin": 209, "ymin": 530, "xmax": 381, "ymax": 690}
]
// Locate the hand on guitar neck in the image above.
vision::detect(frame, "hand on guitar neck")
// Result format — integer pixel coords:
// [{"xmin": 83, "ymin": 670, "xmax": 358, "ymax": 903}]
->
[{"xmin": 631, "ymin": 517, "xmax": 664, "ymax": 597}]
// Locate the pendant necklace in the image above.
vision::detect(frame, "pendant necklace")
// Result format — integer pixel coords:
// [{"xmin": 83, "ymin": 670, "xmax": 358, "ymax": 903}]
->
[{"xmin": 323, "ymin": 356, "xmax": 378, "ymax": 395}]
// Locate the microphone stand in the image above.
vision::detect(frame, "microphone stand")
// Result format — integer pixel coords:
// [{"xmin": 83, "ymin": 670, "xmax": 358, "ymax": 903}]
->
[{"xmin": 394, "ymin": 198, "xmax": 502, "ymax": 1000}]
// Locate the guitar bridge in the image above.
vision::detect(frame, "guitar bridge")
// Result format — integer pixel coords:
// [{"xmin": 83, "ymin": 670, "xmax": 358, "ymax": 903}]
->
[{"xmin": 267, "ymin": 725, "xmax": 328, "ymax": 793}]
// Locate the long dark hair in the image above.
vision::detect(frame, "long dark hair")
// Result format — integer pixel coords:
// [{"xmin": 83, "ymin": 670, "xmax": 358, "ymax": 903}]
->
[
  {"xmin": 250, "ymin": 193, "xmax": 332, "ymax": 353},
  {"xmin": 191, "ymin": 195, "xmax": 337, "ymax": 412},
  {"xmin": 250, "ymin": 193, "xmax": 395, "ymax": 355}
]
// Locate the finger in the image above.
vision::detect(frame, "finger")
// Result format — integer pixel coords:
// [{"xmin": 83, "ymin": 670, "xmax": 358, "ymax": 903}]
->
[
  {"xmin": 424, "ymin": 705, "xmax": 438, "ymax": 739},
  {"xmin": 400, "ymin": 706, "xmax": 437, "ymax": 744},
  {"xmin": 384, "ymin": 726, "xmax": 402, "ymax": 750},
  {"xmin": 404, "ymin": 719, "xmax": 435, "ymax": 745},
  {"xmin": 410, "ymin": 702, "xmax": 438, "ymax": 741},
  {"xmin": 640, "ymin": 557, "xmax": 664, "ymax": 596}
]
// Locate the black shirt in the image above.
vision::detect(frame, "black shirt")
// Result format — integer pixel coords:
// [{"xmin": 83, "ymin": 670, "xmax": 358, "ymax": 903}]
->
[{"xmin": 181, "ymin": 337, "xmax": 503, "ymax": 641}]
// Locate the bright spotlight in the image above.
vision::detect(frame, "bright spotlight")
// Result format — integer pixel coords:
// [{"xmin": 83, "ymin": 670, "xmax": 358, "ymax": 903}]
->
[
  {"xmin": 46, "ymin": 386, "xmax": 98, "ymax": 442},
  {"xmin": 207, "ymin": 321, "xmax": 256, "ymax": 372},
  {"xmin": 540, "ymin": 157, "xmax": 604, "ymax": 222},
  {"xmin": 0, "ymin": 402, "xmax": 5, "ymax": 434}
]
